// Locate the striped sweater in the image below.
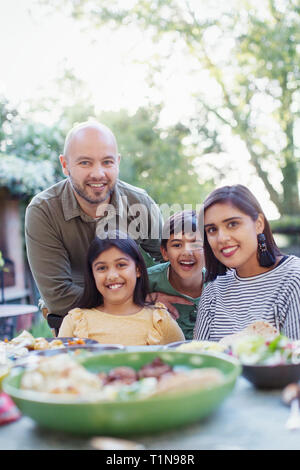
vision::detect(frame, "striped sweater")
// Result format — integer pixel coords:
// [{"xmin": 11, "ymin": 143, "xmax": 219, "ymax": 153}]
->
[{"xmin": 194, "ymin": 255, "xmax": 300, "ymax": 341}]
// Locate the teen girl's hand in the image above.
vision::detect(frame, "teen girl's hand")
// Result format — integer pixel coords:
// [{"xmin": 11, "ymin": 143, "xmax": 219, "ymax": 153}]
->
[{"xmin": 146, "ymin": 293, "xmax": 193, "ymax": 320}]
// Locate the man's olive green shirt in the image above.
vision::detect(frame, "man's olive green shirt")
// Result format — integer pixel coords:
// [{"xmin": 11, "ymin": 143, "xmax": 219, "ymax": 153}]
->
[{"xmin": 25, "ymin": 178, "xmax": 163, "ymax": 317}]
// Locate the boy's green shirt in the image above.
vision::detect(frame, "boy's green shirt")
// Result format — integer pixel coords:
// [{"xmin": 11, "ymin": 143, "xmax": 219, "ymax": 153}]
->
[{"xmin": 147, "ymin": 262, "xmax": 205, "ymax": 340}]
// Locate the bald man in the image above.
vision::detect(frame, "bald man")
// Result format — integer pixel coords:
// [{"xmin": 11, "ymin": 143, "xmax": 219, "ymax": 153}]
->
[{"xmin": 25, "ymin": 121, "xmax": 163, "ymax": 330}]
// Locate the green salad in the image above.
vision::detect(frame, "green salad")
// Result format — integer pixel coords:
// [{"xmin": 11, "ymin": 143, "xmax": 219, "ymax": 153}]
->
[{"xmin": 231, "ymin": 334, "xmax": 300, "ymax": 365}]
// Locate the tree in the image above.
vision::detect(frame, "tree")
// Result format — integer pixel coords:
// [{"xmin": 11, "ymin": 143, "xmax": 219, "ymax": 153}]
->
[
  {"xmin": 0, "ymin": 94, "xmax": 212, "ymax": 208},
  {"xmin": 44, "ymin": 0, "xmax": 300, "ymax": 215},
  {"xmin": 0, "ymin": 96, "xmax": 18, "ymax": 150},
  {"xmin": 0, "ymin": 69, "xmax": 98, "ymax": 196},
  {"xmin": 99, "ymin": 106, "xmax": 213, "ymax": 207}
]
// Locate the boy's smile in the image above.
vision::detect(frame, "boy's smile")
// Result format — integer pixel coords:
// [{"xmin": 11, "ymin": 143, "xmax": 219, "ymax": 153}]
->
[
  {"xmin": 161, "ymin": 231, "xmax": 204, "ymax": 297},
  {"xmin": 178, "ymin": 258, "xmax": 197, "ymax": 271}
]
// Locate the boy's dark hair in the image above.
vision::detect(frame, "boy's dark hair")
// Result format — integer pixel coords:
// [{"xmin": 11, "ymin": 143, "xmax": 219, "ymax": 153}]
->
[
  {"xmin": 161, "ymin": 210, "xmax": 198, "ymax": 250},
  {"xmin": 75, "ymin": 231, "xmax": 150, "ymax": 309},
  {"xmin": 202, "ymin": 185, "xmax": 282, "ymax": 282}
]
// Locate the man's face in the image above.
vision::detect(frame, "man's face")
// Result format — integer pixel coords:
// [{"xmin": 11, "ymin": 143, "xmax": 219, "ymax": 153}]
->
[{"xmin": 60, "ymin": 126, "xmax": 120, "ymax": 208}]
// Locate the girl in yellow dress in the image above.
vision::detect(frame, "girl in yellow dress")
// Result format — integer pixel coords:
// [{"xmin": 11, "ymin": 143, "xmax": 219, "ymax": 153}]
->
[{"xmin": 58, "ymin": 231, "xmax": 185, "ymax": 346}]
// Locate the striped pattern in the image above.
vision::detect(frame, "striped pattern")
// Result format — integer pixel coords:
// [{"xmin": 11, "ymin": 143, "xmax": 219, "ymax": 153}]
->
[{"xmin": 194, "ymin": 256, "xmax": 300, "ymax": 341}]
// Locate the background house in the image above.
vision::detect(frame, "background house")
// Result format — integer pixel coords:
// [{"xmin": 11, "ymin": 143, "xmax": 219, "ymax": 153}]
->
[
  {"xmin": 0, "ymin": 187, "xmax": 30, "ymax": 304},
  {"xmin": 0, "ymin": 155, "xmax": 57, "ymax": 338},
  {"xmin": 0, "ymin": 154, "xmax": 57, "ymax": 304}
]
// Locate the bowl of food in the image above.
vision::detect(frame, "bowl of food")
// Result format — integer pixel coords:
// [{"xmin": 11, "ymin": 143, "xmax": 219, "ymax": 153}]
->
[
  {"xmin": 0, "ymin": 331, "xmax": 100, "ymax": 360},
  {"xmin": 3, "ymin": 350, "xmax": 241, "ymax": 435},
  {"xmin": 0, "ymin": 331, "xmax": 112, "ymax": 376},
  {"xmin": 231, "ymin": 334, "xmax": 300, "ymax": 389}
]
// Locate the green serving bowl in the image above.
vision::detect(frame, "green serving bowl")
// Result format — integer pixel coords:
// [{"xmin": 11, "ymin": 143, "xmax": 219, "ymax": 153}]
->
[{"xmin": 3, "ymin": 350, "xmax": 241, "ymax": 436}]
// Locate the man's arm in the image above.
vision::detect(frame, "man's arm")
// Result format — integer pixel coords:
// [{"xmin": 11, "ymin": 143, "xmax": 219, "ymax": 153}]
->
[
  {"xmin": 25, "ymin": 205, "xmax": 83, "ymax": 317},
  {"xmin": 140, "ymin": 197, "xmax": 163, "ymax": 262},
  {"xmin": 147, "ymin": 293, "xmax": 193, "ymax": 319}
]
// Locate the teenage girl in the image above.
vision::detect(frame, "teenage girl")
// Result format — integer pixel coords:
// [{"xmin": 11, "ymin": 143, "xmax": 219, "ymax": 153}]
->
[
  {"xmin": 59, "ymin": 232, "xmax": 185, "ymax": 345},
  {"xmin": 194, "ymin": 184, "xmax": 300, "ymax": 341}
]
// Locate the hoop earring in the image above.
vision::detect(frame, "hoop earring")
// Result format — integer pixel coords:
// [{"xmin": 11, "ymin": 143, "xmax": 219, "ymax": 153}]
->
[{"xmin": 257, "ymin": 233, "xmax": 275, "ymax": 267}]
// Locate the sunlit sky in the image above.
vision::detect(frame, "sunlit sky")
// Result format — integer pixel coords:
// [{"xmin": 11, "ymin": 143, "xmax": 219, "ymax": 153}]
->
[
  {"xmin": 0, "ymin": 0, "xmax": 280, "ymax": 219},
  {"xmin": 1, "ymin": 0, "xmax": 197, "ymax": 119}
]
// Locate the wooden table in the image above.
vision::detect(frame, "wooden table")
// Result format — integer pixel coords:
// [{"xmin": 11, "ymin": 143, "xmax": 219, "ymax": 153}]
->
[{"xmin": 0, "ymin": 304, "xmax": 39, "ymax": 339}]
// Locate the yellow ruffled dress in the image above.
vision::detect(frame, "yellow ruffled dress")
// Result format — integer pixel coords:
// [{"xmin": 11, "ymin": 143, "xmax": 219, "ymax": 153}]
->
[{"xmin": 58, "ymin": 303, "xmax": 185, "ymax": 346}]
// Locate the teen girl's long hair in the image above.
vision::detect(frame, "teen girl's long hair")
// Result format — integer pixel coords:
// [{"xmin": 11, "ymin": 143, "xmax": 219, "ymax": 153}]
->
[
  {"xmin": 201, "ymin": 185, "xmax": 282, "ymax": 282},
  {"xmin": 74, "ymin": 231, "xmax": 151, "ymax": 309}
]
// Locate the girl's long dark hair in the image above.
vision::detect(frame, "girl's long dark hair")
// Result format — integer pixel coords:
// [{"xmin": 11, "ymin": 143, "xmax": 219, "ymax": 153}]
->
[
  {"xmin": 75, "ymin": 231, "xmax": 151, "ymax": 309},
  {"xmin": 201, "ymin": 185, "xmax": 282, "ymax": 282}
]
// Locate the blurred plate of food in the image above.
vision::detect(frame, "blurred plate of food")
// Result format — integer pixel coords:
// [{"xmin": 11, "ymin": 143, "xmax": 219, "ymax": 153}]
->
[
  {"xmin": 0, "ymin": 330, "xmax": 100, "ymax": 360},
  {"xmin": 164, "ymin": 340, "xmax": 227, "ymax": 354},
  {"xmin": 30, "ymin": 343, "xmax": 125, "ymax": 360}
]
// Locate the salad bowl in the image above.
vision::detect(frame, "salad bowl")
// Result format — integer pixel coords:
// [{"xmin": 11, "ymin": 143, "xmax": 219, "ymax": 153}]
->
[
  {"xmin": 242, "ymin": 362, "xmax": 300, "ymax": 389},
  {"xmin": 3, "ymin": 350, "xmax": 241, "ymax": 436},
  {"xmin": 232, "ymin": 334, "xmax": 300, "ymax": 389}
]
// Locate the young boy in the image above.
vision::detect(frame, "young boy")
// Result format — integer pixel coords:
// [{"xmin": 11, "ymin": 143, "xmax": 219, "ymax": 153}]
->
[{"xmin": 147, "ymin": 210, "xmax": 205, "ymax": 340}]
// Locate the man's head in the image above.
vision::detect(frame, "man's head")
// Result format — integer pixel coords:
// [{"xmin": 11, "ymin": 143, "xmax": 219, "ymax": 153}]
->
[{"xmin": 60, "ymin": 121, "xmax": 121, "ymax": 212}]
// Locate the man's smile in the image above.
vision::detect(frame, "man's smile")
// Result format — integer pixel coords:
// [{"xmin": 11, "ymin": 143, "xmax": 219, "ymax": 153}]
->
[{"xmin": 86, "ymin": 181, "xmax": 107, "ymax": 189}]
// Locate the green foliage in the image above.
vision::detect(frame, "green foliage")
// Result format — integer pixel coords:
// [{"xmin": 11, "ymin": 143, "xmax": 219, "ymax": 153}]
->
[
  {"xmin": 0, "ymin": 96, "xmax": 18, "ymax": 145},
  {"xmin": 100, "ymin": 107, "xmax": 213, "ymax": 206},
  {"xmin": 29, "ymin": 317, "xmax": 53, "ymax": 338},
  {"xmin": 48, "ymin": 0, "xmax": 300, "ymax": 215},
  {"xmin": 270, "ymin": 216, "xmax": 300, "ymax": 234},
  {"xmin": 0, "ymin": 97, "xmax": 63, "ymax": 197},
  {"xmin": 0, "ymin": 94, "xmax": 212, "ymax": 206},
  {"xmin": 0, "ymin": 154, "xmax": 57, "ymax": 197},
  {"xmin": 5, "ymin": 121, "xmax": 64, "ymax": 178},
  {"xmin": 0, "ymin": 69, "xmax": 97, "ymax": 198}
]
